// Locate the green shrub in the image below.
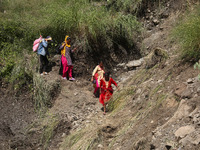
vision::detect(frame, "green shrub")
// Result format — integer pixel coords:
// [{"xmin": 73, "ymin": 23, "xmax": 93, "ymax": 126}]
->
[
  {"xmin": 172, "ymin": 5, "xmax": 200, "ymax": 61},
  {"xmin": 9, "ymin": 59, "xmax": 33, "ymax": 92}
]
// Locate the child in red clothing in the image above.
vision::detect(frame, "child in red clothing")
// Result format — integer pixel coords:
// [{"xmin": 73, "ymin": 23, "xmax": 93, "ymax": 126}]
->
[{"xmin": 99, "ymin": 72, "xmax": 118, "ymax": 115}]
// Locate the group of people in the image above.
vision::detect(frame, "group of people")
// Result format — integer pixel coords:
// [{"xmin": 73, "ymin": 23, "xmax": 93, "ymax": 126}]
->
[
  {"xmin": 37, "ymin": 35, "xmax": 76, "ymax": 80},
  {"xmin": 37, "ymin": 35, "xmax": 118, "ymax": 115},
  {"xmin": 91, "ymin": 61, "xmax": 119, "ymax": 114}
]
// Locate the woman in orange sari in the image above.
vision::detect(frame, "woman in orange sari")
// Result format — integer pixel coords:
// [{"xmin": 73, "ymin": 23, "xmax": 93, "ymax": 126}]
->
[{"xmin": 99, "ymin": 72, "xmax": 118, "ymax": 115}]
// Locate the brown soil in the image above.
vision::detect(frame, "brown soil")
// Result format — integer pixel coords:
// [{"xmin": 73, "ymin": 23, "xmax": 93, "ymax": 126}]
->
[{"xmin": 0, "ymin": 87, "xmax": 36, "ymax": 150}]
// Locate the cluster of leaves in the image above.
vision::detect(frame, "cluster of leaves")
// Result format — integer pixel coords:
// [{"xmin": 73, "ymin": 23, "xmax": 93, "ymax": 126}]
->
[{"xmin": 172, "ymin": 5, "xmax": 200, "ymax": 61}]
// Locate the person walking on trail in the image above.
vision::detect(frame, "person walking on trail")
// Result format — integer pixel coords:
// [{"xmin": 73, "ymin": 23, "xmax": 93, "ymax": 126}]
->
[
  {"xmin": 99, "ymin": 72, "xmax": 118, "ymax": 115},
  {"xmin": 91, "ymin": 61, "xmax": 105, "ymax": 97},
  {"xmin": 37, "ymin": 36, "xmax": 52, "ymax": 75},
  {"xmin": 60, "ymin": 35, "xmax": 77, "ymax": 81}
]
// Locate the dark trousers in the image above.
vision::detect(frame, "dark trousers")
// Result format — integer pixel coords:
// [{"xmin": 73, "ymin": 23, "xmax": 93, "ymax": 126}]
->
[{"xmin": 39, "ymin": 55, "xmax": 49, "ymax": 74}]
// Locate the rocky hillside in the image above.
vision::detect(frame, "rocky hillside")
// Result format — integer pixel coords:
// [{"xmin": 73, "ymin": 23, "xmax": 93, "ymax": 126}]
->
[{"xmin": 0, "ymin": 0, "xmax": 200, "ymax": 150}]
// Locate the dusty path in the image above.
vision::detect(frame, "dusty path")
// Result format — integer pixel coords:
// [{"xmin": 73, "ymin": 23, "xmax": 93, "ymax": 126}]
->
[{"xmin": 39, "ymin": 62, "xmax": 121, "ymax": 149}]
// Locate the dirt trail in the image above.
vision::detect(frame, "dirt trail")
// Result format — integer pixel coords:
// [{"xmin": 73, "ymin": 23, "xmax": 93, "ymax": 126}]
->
[{"xmin": 39, "ymin": 62, "xmax": 119, "ymax": 149}]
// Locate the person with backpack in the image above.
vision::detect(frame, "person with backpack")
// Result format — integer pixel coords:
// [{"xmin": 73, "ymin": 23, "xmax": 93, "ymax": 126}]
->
[
  {"xmin": 99, "ymin": 72, "xmax": 118, "ymax": 115},
  {"xmin": 91, "ymin": 61, "xmax": 105, "ymax": 97},
  {"xmin": 37, "ymin": 36, "xmax": 52, "ymax": 75},
  {"xmin": 60, "ymin": 35, "xmax": 77, "ymax": 80}
]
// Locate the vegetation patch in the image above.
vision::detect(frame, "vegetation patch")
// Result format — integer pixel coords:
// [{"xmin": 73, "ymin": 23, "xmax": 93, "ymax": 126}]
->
[
  {"xmin": 33, "ymin": 74, "xmax": 60, "ymax": 113},
  {"xmin": 149, "ymin": 85, "xmax": 162, "ymax": 98},
  {"xmin": 172, "ymin": 5, "xmax": 200, "ymax": 61},
  {"xmin": 41, "ymin": 114, "xmax": 60, "ymax": 149},
  {"xmin": 108, "ymin": 86, "xmax": 136, "ymax": 114},
  {"xmin": 62, "ymin": 129, "xmax": 86, "ymax": 149},
  {"xmin": 108, "ymin": 0, "xmax": 143, "ymax": 14}
]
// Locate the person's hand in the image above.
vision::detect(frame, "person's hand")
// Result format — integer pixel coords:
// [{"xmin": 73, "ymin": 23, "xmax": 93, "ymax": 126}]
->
[{"xmin": 91, "ymin": 77, "xmax": 94, "ymax": 82}]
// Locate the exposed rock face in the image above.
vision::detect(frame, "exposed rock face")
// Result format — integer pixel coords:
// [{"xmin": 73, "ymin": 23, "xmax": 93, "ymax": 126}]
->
[
  {"xmin": 174, "ymin": 125, "xmax": 195, "ymax": 138},
  {"xmin": 116, "ymin": 47, "xmax": 168, "ymax": 71}
]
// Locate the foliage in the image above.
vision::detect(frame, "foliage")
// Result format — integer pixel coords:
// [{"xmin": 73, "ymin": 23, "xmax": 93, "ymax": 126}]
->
[
  {"xmin": 10, "ymin": 61, "xmax": 33, "ymax": 93},
  {"xmin": 33, "ymin": 74, "xmax": 60, "ymax": 112},
  {"xmin": 0, "ymin": 19, "xmax": 25, "ymax": 81},
  {"xmin": 107, "ymin": 0, "xmax": 166, "ymax": 14},
  {"xmin": 108, "ymin": 0, "xmax": 143, "ymax": 14},
  {"xmin": 0, "ymin": 0, "xmax": 141, "ymax": 50},
  {"xmin": 172, "ymin": 5, "xmax": 200, "ymax": 61}
]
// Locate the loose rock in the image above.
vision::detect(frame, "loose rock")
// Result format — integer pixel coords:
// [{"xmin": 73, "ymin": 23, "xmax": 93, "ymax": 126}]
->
[{"xmin": 174, "ymin": 125, "xmax": 195, "ymax": 138}]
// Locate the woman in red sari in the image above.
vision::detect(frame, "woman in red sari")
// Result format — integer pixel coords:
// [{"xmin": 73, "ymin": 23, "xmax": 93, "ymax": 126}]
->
[{"xmin": 99, "ymin": 72, "xmax": 118, "ymax": 115}]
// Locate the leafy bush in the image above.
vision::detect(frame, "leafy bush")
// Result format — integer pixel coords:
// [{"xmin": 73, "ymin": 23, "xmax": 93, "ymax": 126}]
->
[{"xmin": 172, "ymin": 5, "xmax": 200, "ymax": 61}]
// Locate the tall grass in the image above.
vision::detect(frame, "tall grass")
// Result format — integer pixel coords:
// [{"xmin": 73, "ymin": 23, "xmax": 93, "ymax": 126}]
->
[
  {"xmin": 0, "ymin": 0, "xmax": 141, "ymax": 49},
  {"xmin": 172, "ymin": 5, "xmax": 200, "ymax": 61},
  {"xmin": 33, "ymin": 73, "xmax": 60, "ymax": 112},
  {"xmin": 107, "ymin": 0, "xmax": 166, "ymax": 14},
  {"xmin": 108, "ymin": 0, "xmax": 143, "ymax": 14}
]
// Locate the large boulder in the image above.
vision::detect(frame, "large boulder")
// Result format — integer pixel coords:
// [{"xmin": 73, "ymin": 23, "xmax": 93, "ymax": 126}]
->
[
  {"xmin": 126, "ymin": 58, "xmax": 144, "ymax": 70},
  {"xmin": 174, "ymin": 125, "xmax": 195, "ymax": 138},
  {"xmin": 143, "ymin": 47, "xmax": 168, "ymax": 69}
]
